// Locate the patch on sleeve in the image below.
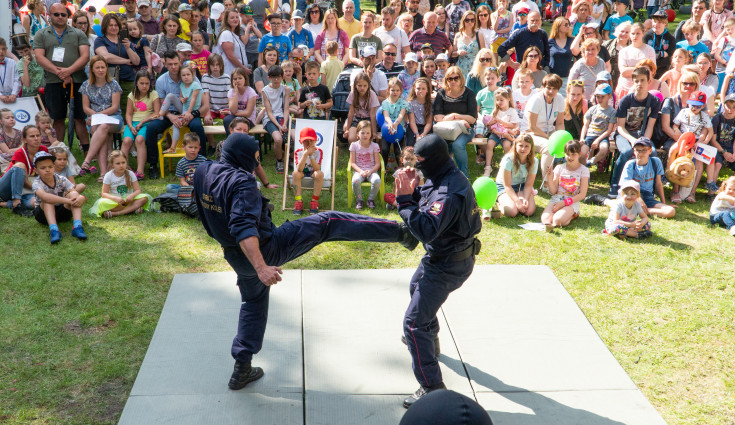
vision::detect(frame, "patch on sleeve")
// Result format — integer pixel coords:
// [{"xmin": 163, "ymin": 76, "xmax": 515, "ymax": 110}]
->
[{"xmin": 429, "ymin": 201, "xmax": 444, "ymax": 215}]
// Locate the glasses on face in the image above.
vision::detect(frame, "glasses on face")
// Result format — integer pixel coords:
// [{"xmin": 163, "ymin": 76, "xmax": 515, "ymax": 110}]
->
[
  {"xmin": 310, "ymin": 9, "xmax": 320, "ymax": 14},
  {"xmin": 53, "ymin": 12, "xmax": 67, "ymax": 17},
  {"xmin": 480, "ymin": 57, "xmax": 493, "ymax": 63},
  {"xmin": 634, "ymin": 148, "xmax": 648, "ymax": 153},
  {"xmin": 585, "ymin": 31, "xmax": 595, "ymax": 36},
  {"xmin": 446, "ymin": 76, "xmax": 460, "ymax": 82},
  {"xmin": 562, "ymin": 22, "xmax": 570, "ymax": 26},
  {"xmin": 569, "ymin": 79, "xmax": 584, "ymax": 87},
  {"xmin": 465, "ymin": 18, "xmax": 475, "ymax": 22},
  {"xmin": 76, "ymin": 21, "xmax": 89, "ymax": 26},
  {"xmin": 682, "ymin": 82, "xmax": 696, "ymax": 87},
  {"xmin": 479, "ymin": 13, "xmax": 488, "ymax": 17},
  {"xmin": 384, "ymin": 51, "xmax": 397, "ymax": 56},
  {"xmin": 518, "ymin": 13, "xmax": 527, "ymax": 16},
  {"xmin": 293, "ymin": 56, "xmax": 303, "ymax": 61},
  {"xmin": 527, "ymin": 53, "xmax": 539, "ymax": 58}
]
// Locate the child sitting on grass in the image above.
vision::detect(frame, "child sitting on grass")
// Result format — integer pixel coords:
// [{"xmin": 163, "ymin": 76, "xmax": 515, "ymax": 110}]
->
[
  {"xmin": 32, "ymin": 151, "xmax": 88, "ymax": 244},
  {"xmin": 493, "ymin": 133, "xmax": 537, "ymax": 219},
  {"xmin": 167, "ymin": 133, "xmax": 207, "ymax": 195},
  {"xmin": 90, "ymin": 150, "xmax": 153, "ymax": 218},
  {"xmin": 49, "ymin": 145, "xmax": 83, "ymax": 193},
  {"xmin": 604, "ymin": 179, "xmax": 652, "ymax": 239},
  {"xmin": 349, "ymin": 120, "xmax": 381, "ymax": 210},
  {"xmin": 541, "ymin": 140, "xmax": 589, "ymax": 230},
  {"xmin": 385, "ymin": 146, "xmax": 419, "ymax": 210},
  {"xmin": 710, "ymin": 176, "xmax": 735, "ymax": 236},
  {"xmin": 292, "ymin": 127, "xmax": 324, "ymax": 215}
]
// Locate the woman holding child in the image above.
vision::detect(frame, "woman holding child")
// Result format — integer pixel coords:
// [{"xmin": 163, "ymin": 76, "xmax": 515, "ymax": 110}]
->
[
  {"xmin": 94, "ymin": 14, "xmax": 140, "ymax": 115},
  {"xmin": 660, "ymin": 72, "xmax": 701, "ymax": 153},
  {"xmin": 79, "ymin": 56, "xmax": 124, "ymax": 182}
]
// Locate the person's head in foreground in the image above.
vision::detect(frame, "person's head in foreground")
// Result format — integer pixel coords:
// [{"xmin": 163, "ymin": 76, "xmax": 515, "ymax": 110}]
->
[{"xmin": 400, "ymin": 389, "xmax": 493, "ymax": 425}]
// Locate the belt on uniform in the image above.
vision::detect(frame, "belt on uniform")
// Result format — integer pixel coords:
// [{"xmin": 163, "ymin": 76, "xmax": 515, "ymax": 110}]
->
[{"xmin": 428, "ymin": 238, "xmax": 481, "ymax": 264}]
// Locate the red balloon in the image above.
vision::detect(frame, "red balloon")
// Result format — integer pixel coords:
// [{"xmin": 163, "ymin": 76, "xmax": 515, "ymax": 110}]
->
[
  {"xmin": 678, "ymin": 132, "xmax": 696, "ymax": 157},
  {"xmin": 666, "ymin": 9, "xmax": 676, "ymax": 23},
  {"xmin": 264, "ymin": 20, "xmax": 271, "ymax": 32}
]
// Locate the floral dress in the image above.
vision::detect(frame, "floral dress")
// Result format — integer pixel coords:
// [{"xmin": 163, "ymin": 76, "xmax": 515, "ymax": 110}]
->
[
  {"xmin": 445, "ymin": 1, "xmax": 471, "ymax": 42},
  {"xmin": 0, "ymin": 129, "xmax": 22, "ymax": 162},
  {"xmin": 456, "ymin": 35, "xmax": 480, "ymax": 78}
]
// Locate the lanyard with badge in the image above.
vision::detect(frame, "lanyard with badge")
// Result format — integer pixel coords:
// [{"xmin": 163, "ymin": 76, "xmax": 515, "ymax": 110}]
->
[
  {"xmin": 544, "ymin": 98, "xmax": 556, "ymax": 133},
  {"xmin": 52, "ymin": 28, "xmax": 67, "ymax": 63},
  {"xmin": 0, "ymin": 60, "xmax": 7, "ymax": 90}
]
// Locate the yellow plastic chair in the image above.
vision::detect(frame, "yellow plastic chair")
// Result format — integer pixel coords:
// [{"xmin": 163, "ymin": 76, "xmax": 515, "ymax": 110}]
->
[
  {"xmin": 157, "ymin": 127, "xmax": 191, "ymax": 178},
  {"xmin": 347, "ymin": 155, "xmax": 385, "ymax": 208}
]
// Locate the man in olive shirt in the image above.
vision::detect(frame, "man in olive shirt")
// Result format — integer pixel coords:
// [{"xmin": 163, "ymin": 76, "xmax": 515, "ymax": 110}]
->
[{"xmin": 33, "ymin": 3, "xmax": 90, "ymax": 149}]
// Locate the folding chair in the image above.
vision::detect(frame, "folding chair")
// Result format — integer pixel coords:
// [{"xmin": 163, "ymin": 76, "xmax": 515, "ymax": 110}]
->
[{"xmin": 281, "ymin": 118, "xmax": 339, "ymax": 212}]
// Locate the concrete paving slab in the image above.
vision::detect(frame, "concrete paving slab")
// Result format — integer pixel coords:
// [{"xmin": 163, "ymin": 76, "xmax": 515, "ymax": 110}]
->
[
  {"xmin": 475, "ymin": 389, "xmax": 668, "ymax": 425},
  {"xmin": 302, "ymin": 269, "xmax": 473, "ymax": 396},
  {"xmin": 442, "ymin": 265, "xmax": 637, "ymax": 393},
  {"xmin": 305, "ymin": 393, "xmax": 408, "ymax": 425},
  {"xmin": 129, "ymin": 271, "xmax": 303, "ymax": 396},
  {"xmin": 119, "ymin": 392, "xmax": 302, "ymax": 425}
]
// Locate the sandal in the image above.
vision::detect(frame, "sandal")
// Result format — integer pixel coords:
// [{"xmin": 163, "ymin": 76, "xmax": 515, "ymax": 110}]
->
[
  {"xmin": 79, "ymin": 162, "xmax": 92, "ymax": 176},
  {"xmin": 135, "ymin": 207, "xmax": 143, "ymax": 215},
  {"xmin": 134, "ymin": 171, "xmax": 145, "ymax": 180},
  {"xmin": 97, "ymin": 176, "xmax": 104, "ymax": 183},
  {"xmin": 103, "ymin": 211, "xmax": 114, "ymax": 218},
  {"xmin": 685, "ymin": 194, "xmax": 696, "ymax": 204},
  {"xmin": 671, "ymin": 193, "xmax": 681, "ymax": 204}
]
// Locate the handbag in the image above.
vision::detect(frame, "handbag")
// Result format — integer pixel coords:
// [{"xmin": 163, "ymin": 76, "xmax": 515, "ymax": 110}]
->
[
  {"xmin": 108, "ymin": 38, "xmax": 122, "ymax": 80},
  {"xmin": 433, "ymin": 120, "xmax": 469, "ymax": 140}
]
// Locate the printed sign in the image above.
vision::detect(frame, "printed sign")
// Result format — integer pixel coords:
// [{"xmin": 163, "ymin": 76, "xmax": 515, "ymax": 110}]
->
[
  {"xmin": 0, "ymin": 97, "xmax": 40, "ymax": 131},
  {"xmin": 293, "ymin": 118, "xmax": 336, "ymax": 181},
  {"xmin": 694, "ymin": 142, "xmax": 717, "ymax": 165}
]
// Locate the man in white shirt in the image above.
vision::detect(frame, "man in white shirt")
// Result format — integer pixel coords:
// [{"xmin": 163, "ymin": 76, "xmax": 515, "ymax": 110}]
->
[
  {"xmin": 375, "ymin": 6, "xmax": 411, "ymax": 63},
  {"xmin": 525, "ymin": 74, "xmax": 565, "ymax": 187},
  {"xmin": 349, "ymin": 45, "xmax": 389, "ymax": 102}
]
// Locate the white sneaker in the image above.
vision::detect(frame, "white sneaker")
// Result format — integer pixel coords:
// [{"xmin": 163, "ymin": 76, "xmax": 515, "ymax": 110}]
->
[
  {"xmin": 483, "ymin": 165, "xmax": 493, "ymax": 177},
  {"xmin": 482, "ymin": 209, "xmax": 492, "ymax": 221},
  {"xmin": 730, "ymin": 226, "xmax": 735, "ymax": 236}
]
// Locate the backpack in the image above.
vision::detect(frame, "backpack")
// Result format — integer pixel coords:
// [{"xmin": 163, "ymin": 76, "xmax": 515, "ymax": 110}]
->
[
  {"xmin": 177, "ymin": 186, "xmax": 199, "ymax": 219},
  {"xmin": 152, "ymin": 192, "xmax": 180, "ymax": 213}
]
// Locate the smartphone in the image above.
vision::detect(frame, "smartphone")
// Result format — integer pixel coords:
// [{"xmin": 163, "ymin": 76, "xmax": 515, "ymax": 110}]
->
[{"xmin": 120, "ymin": 28, "xmax": 129, "ymax": 40}]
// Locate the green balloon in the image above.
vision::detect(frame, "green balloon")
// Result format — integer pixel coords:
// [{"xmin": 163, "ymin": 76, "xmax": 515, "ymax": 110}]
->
[
  {"xmin": 472, "ymin": 176, "xmax": 498, "ymax": 210},
  {"xmin": 548, "ymin": 130, "xmax": 573, "ymax": 158}
]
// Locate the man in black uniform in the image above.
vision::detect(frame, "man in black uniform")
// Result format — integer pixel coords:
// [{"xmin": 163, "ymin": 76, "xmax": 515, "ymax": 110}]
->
[
  {"xmin": 193, "ymin": 134, "xmax": 419, "ymax": 390},
  {"xmin": 394, "ymin": 134, "xmax": 482, "ymax": 409}
]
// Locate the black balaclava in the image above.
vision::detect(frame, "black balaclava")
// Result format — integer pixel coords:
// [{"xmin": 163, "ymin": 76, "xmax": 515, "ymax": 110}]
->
[
  {"xmin": 220, "ymin": 133, "xmax": 260, "ymax": 173},
  {"xmin": 414, "ymin": 134, "xmax": 451, "ymax": 180},
  {"xmin": 399, "ymin": 390, "xmax": 493, "ymax": 425}
]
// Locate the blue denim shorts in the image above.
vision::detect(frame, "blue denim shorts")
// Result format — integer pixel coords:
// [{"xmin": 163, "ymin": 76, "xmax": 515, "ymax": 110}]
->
[
  {"xmin": 640, "ymin": 190, "xmax": 658, "ymax": 208},
  {"xmin": 496, "ymin": 181, "xmax": 525, "ymax": 196}
]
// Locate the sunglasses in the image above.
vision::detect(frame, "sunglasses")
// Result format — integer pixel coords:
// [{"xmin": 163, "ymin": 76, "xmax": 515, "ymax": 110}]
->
[
  {"xmin": 465, "ymin": 18, "xmax": 475, "ymax": 22},
  {"xmin": 480, "ymin": 57, "xmax": 493, "ymax": 63},
  {"xmin": 384, "ymin": 51, "xmax": 397, "ymax": 56},
  {"xmin": 682, "ymin": 82, "xmax": 697, "ymax": 87},
  {"xmin": 527, "ymin": 54, "xmax": 539, "ymax": 58},
  {"xmin": 569, "ymin": 79, "xmax": 585, "ymax": 87},
  {"xmin": 310, "ymin": 9, "xmax": 320, "ymax": 13},
  {"xmin": 518, "ymin": 13, "xmax": 527, "ymax": 16},
  {"xmin": 478, "ymin": 13, "xmax": 488, "ymax": 17},
  {"xmin": 292, "ymin": 56, "xmax": 303, "ymax": 61},
  {"xmin": 446, "ymin": 76, "xmax": 460, "ymax": 82},
  {"xmin": 52, "ymin": 12, "xmax": 68, "ymax": 17}
]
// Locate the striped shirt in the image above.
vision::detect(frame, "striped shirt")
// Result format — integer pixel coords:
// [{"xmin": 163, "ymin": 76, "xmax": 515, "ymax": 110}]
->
[
  {"xmin": 408, "ymin": 28, "xmax": 451, "ymax": 55},
  {"xmin": 201, "ymin": 74, "xmax": 232, "ymax": 112},
  {"xmin": 176, "ymin": 154, "xmax": 208, "ymax": 185}
]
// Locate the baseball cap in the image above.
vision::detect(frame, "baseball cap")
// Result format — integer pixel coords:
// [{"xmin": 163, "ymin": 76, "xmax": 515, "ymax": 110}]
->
[
  {"xmin": 420, "ymin": 42, "xmax": 433, "ymax": 51},
  {"xmin": 297, "ymin": 44, "xmax": 309, "ymax": 52},
  {"xmin": 300, "ymin": 127, "xmax": 317, "ymax": 143},
  {"xmin": 210, "ymin": 2, "xmax": 225, "ymax": 20},
  {"xmin": 725, "ymin": 93, "xmax": 735, "ymax": 104},
  {"xmin": 292, "ymin": 9, "xmax": 304, "ymax": 19},
  {"xmin": 651, "ymin": 9, "xmax": 668, "ymax": 19},
  {"xmin": 404, "ymin": 52, "xmax": 419, "ymax": 63},
  {"xmin": 596, "ymin": 70, "xmax": 612, "ymax": 82},
  {"xmin": 435, "ymin": 53, "xmax": 449, "ymax": 63},
  {"xmin": 240, "ymin": 4, "xmax": 253, "ymax": 15},
  {"xmin": 33, "ymin": 151, "xmax": 55, "ymax": 166},
  {"xmin": 594, "ymin": 83, "xmax": 612, "ymax": 96},
  {"xmin": 620, "ymin": 179, "xmax": 641, "ymax": 193},
  {"xmin": 362, "ymin": 45, "xmax": 377, "ymax": 57},
  {"xmin": 176, "ymin": 43, "xmax": 192, "ymax": 52},
  {"xmin": 178, "ymin": 3, "xmax": 192, "ymax": 12},
  {"xmin": 583, "ymin": 22, "xmax": 600, "ymax": 29},
  {"xmin": 517, "ymin": 6, "xmax": 529, "ymax": 14},
  {"xmin": 137, "ymin": 0, "xmax": 151, "ymax": 7},
  {"xmin": 633, "ymin": 137, "xmax": 653, "ymax": 148},
  {"xmin": 687, "ymin": 90, "xmax": 706, "ymax": 106},
  {"xmin": 614, "ymin": 0, "xmax": 628, "ymax": 5}
]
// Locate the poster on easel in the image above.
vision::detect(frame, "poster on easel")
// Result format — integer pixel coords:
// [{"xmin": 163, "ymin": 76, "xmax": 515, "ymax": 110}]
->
[{"xmin": 0, "ymin": 97, "xmax": 40, "ymax": 131}]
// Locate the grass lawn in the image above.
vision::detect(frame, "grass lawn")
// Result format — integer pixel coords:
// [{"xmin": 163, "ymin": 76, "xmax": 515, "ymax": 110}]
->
[{"xmin": 1, "ymin": 8, "xmax": 734, "ymax": 425}]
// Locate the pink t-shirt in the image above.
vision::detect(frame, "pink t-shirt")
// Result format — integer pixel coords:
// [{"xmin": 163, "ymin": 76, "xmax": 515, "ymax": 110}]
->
[
  {"xmin": 190, "ymin": 50, "xmax": 211, "ymax": 76},
  {"xmin": 554, "ymin": 163, "xmax": 590, "ymax": 197},
  {"xmin": 349, "ymin": 141, "xmax": 380, "ymax": 171},
  {"xmin": 616, "ymin": 45, "xmax": 656, "ymax": 95},
  {"xmin": 227, "ymin": 87, "xmax": 258, "ymax": 122},
  {"xmin": 346, "ymin": 90, "xmax": 380, "ymax": 119}
]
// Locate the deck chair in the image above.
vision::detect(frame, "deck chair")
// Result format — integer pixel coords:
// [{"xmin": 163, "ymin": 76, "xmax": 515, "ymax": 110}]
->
[
  {"xmin": 282, "ymin": 118, "xmax": 339, "ymax": 211},
  {"xmin": 157, "ymin": 127, "xmax": 192, "ymax": 178},
  {"xmin": 347, "ymin": 155, "xmax": 386, "ymax": 209}
]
